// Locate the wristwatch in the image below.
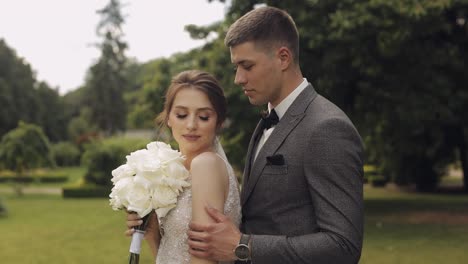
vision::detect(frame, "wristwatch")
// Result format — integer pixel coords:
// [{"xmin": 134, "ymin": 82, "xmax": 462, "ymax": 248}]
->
[{"xmin": 234, "ymin": 233, "xmax": 251, "ymax": 261}]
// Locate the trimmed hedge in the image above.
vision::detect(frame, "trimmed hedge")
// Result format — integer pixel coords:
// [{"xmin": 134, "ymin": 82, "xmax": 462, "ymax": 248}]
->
[
  {"xmin": 0, "ymin": 174, "xmax": 68, "ymax": 183},
  {"xmin": 39, "ymin": 176, "xmax": 68, "ymax": 183},
  {"xmin": 62, "ymin": 186, "xmax": 111, "ymax": 198}
]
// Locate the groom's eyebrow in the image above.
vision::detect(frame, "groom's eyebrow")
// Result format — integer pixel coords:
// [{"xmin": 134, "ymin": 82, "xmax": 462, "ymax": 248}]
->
[{"xmin": 234, "ymin": 59, "xmax": 251, "ymax": 65}]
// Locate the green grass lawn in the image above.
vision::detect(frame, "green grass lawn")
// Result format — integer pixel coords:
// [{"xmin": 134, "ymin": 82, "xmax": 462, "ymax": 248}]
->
[
  {"xmin": 361, "ymin": 186, "xmax": 468, "ymax": 264},
  {"xmin": 0, "ymin": 180, "xmax": 467, "ymax": 263},
  {"xmin": 0, "ymin": 194, "xmax": 154, "ymax": 264}
]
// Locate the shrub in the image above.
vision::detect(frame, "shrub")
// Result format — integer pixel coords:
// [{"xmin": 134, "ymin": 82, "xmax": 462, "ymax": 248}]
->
[
  {"xmin": 0, "ymin": 122, "xmax": 55, "ymax": 196},
  {"xmin": 0, "ymin": 121, "xmax": 55, "ymax": 171},
  {"xmin": 52, "ymin": 142, "xmax": 81, "ymax": 167},
  {"xmin": 81, "ymin": 137, "xmax": 147, "ymax": 187},
  {"xmin": 364, "ymin": 164, "xmax": 379, "ymax": 184}
]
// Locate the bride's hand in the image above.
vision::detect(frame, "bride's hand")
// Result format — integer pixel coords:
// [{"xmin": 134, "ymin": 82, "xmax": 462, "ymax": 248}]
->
[
  {"xmin": 124, "ymin": 212, "xmax": 142, "ymax": 237},
  {"xmin": 125, "ymin": 211, "xmax": 161, "ymax": 258},
  {"xmin": 124, "ymin": 211, "xmax": 160, "ymax": 241}
]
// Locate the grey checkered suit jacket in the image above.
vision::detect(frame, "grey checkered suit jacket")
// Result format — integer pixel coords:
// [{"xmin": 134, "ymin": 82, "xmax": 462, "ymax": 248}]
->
[{"xmin": 239, "ymin": 84, "xmax": 364, "ymax": 264}]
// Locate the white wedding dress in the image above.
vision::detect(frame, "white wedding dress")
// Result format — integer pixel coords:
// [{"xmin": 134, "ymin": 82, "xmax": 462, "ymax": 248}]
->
[{"xmin": 156, "ymin": 153, "xmax": 242, "ymax": 264}]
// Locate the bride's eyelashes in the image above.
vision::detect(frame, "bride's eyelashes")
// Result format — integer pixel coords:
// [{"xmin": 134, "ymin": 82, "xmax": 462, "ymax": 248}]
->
[
  {"xmin": 175, "ymin": 113, "xmax": 210, "ymax": 122},
  {"xmin": 199, "ymin": 115, "xmax": 210, "ymax": 121}
]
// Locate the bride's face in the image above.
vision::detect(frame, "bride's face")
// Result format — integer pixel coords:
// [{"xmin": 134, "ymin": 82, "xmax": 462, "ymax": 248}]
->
[{"xmin": 168, "ymin": 88, "xmax": 218, "ymax": 158}]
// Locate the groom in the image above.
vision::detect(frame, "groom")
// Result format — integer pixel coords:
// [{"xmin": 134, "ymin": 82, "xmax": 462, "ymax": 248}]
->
[{"xmin": 188, "ymin": 6, "xmax": 364, "ymax": 264}]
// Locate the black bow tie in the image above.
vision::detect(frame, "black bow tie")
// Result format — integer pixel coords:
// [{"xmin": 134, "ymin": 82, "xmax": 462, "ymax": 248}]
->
[{"xmin": 261, "ymin": 109, "xmax": 279, "ymax": 129}]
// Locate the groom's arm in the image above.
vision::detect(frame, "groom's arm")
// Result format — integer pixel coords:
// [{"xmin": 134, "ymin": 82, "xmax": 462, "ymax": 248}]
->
[{"xmin": 251, "ymin": 118, "xmax": 364, "ymax": 264}]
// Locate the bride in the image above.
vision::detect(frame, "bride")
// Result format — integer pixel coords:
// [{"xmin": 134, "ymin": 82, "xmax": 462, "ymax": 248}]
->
[{"xmin": 125, "ymin": 70, "xmax": 241, "ymax": 264}]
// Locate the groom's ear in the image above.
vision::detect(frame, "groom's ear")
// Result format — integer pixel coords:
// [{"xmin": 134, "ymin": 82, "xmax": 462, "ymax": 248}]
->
[{"xmin": 167, "ymin": 120, "xmax": 171, "ymax": 127}]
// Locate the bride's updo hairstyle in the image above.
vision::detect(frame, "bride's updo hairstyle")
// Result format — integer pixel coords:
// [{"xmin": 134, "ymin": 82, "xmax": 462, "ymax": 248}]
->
[{"xmin": 156, "ymin": 70, "xmax": 227, "ymax": 130}]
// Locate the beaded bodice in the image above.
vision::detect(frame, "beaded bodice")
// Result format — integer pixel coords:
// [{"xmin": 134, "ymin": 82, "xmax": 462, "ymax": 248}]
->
[{"xmin": 156, "ymin": 156, "xmax": 241, "ymax": 264}]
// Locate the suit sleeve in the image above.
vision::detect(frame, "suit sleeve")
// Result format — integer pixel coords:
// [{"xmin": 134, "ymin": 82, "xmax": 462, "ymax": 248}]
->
[{"xmin": 250, "ymin": 117, "xmax": 364, "ymax": 264}]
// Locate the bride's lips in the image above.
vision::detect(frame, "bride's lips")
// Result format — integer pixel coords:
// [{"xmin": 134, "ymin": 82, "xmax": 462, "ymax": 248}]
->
[{"xmin": 182, "ymin": 134, "xmax": 200, "ymax": 141}]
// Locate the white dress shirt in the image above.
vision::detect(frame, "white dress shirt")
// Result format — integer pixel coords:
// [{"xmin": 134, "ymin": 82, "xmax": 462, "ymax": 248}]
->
[{"xmin": 254, "ymin": 78, "xmax": 309, "ymax": 161}]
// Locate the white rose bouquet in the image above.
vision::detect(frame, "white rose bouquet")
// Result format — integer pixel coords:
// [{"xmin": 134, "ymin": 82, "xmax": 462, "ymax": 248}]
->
[{"xmin": 109, "ymin": 141, "xmax": 190, "ymax": 264}]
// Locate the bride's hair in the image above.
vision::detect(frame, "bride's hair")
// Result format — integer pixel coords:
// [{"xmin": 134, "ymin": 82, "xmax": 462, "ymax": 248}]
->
[{"xmin": 156, "ymin": 70, "xmax": 227, "ymax": 131}]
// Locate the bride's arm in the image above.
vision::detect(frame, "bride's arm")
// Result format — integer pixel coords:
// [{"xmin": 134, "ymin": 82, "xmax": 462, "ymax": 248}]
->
[
  {"xmin": 190, "ymin": 152, "xmax": 229, "ymax": 264},
  {"xmin": 125, "ymin": 211, "xmax": 161, "ymax": 259}
]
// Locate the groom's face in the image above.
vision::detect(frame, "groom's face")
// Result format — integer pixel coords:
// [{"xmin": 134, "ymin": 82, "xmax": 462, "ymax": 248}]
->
[{"xmin": 230, "ymin": 41, "xmax": 283, "ymax": 106}]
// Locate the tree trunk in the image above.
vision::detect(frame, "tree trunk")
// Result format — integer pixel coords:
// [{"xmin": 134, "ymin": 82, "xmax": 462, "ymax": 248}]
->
[
  {"xmin": 14, "ymin": 165, "xmax": 24, "ymax": 197},
  {"xmin": 460, "ymin": 137, "xmax": 468, "ymax": 193}
]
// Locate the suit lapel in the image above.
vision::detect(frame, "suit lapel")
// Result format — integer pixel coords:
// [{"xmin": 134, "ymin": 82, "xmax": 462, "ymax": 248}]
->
[
  {"xmin": 241, "ymin": 120, "xmax": 264, "ymax": 203},
  {"xmin": 241, "ymin": 85, "xmax": 318, "ymax": 206}
]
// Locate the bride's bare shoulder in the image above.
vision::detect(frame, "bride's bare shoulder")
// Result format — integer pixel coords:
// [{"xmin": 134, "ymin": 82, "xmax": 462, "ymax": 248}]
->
[
  {"xmin": 191, "ymin": 152, "xmax": 223, "ymax": 167},
  {"xmin": 190, "ymin": 152, "xmax": 227, "ymax": 179}
]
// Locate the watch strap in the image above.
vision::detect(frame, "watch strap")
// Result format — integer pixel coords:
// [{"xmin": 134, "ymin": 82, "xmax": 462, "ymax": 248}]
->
[{"xmin": 239, "ymin": 233, "xmax": 251, "ymax": 246}]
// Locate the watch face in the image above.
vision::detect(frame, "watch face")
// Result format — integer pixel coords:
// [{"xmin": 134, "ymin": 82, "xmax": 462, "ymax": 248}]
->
[{"xmin": 235, "ymin": 244, "xmax": 250, "ymax": 260}]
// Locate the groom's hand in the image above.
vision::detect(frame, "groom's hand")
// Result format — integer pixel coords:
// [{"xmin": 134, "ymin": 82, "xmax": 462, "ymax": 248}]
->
[{"xmin": 187, "ymin": 206, "xmax": 241, "ymax": 261}]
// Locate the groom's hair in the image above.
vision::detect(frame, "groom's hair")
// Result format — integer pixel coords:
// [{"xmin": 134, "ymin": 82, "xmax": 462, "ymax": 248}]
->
[
  {"xmin": 156, "ymin": 70, "xmax": 226, "ymax": 129},
  {"xmin": 224, "ymin": 6, "xmax": 300, "ymax": 65}
]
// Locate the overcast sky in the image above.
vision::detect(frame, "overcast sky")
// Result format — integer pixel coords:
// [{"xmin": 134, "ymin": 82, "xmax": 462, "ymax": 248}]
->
[{"xmin": 0, "ymin": 0, "xmax": 227, "ymax": 94}]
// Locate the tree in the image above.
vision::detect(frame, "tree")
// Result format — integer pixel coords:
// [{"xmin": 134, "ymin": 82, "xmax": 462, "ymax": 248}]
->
[
  {"xmin": 126, "ymin": 58, "xmax": 173, "ymax": 129},
  {"xmin": 118, "ymin": 0, "xmax": 467, "ymax": 191},
  {"xmin": 0, "ymin": 39, "xmax": 70, "ymax": 142},
  {"xmin": 0, "ymin": 39, "xmax": 39, "ymax": 137},
  {"xmin": 84, "ymin": 0, "xmax": 128, "ymax": 135},
  {"xmin": 35, "ymin": 82, "xmax": 68, "ymax": 142},
  {"xmin": 312, "ymin": 0, "xmax": 468, "ymax": 191},
  {"xmin": 0, "ymin": 121, "xmax": 54, "ymax": 196}
]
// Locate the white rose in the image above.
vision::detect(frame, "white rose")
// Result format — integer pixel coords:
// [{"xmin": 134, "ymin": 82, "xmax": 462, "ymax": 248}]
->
[
  {"xmin": 164, "ymin": 160, "xmax": 189, "ymax": 180},
  {"xmin": 125, "ymin": 181, "xmax": 153, "ymax": 218},
  {"xmin": 133, "ymin": 171, "xmax": 158, "ymax": 189},
  {"xmin": 156, "ymin": 206, "xmax": 176, "ymax": 218},
  {"xmin": 160, "ymin": 176, "xmax": 191, "ymax": 194},
  {"xmin": 148, "ymin": 141, "xmax": 183, "ymax": 163},
  {"xmin": 151, "ymin": 185, "xmax": 178, "ymax": 210},
  {"xmin": 111, "ymin": 164, "xmax": 135, "ymax": 183},
  {"xmin": 109, "ymin": 177, "xmax": 134, "ymax": 210},
  {"xmin": 126, "ymin": 149, "xmax": 162, "ymax": 173},
  {"xmin": 147, "ymin": 141, "xmax": 172, "ymax": 152}
]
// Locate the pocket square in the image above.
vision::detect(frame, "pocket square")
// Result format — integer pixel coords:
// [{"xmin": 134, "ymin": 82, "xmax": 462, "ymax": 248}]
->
[{"xmin": 266, "ymin": 154, "xmax": 285, "ymax": 165}]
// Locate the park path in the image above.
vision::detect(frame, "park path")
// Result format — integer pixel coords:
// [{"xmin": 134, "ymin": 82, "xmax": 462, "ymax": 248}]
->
[{"xmin": 0, "ymin": 186, "xmax": 61, "ymax": 195}]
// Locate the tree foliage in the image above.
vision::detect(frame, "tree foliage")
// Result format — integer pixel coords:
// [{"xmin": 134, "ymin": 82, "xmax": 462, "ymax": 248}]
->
[
  {"xmin": 1, "ymin": 0, "xmax": 466, "ymax": 192},
  {"xmin": 0, "ymin": 39, "xmax": 69, "ymax": 142},
  {"xmin": 0, "ymin": 39, "xmax": 39, "ymax": 136},
  {"xmin": 205, "ymin": 0, "xmax": 468, "ymax": 191},
  {"xmin": 84, "ymin": 0, "xmax": 128, "ymax": 135},
  {"xmin": 251, "ymin": 0, "xmax": 468, "ymax": 191},
  {"xmin": 0, "ymin": 121, "xmax": 54, "ymax": 172},
  {"xmin": 0, "ymin": 121, "xmax": 54, "ymax": 195}
]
